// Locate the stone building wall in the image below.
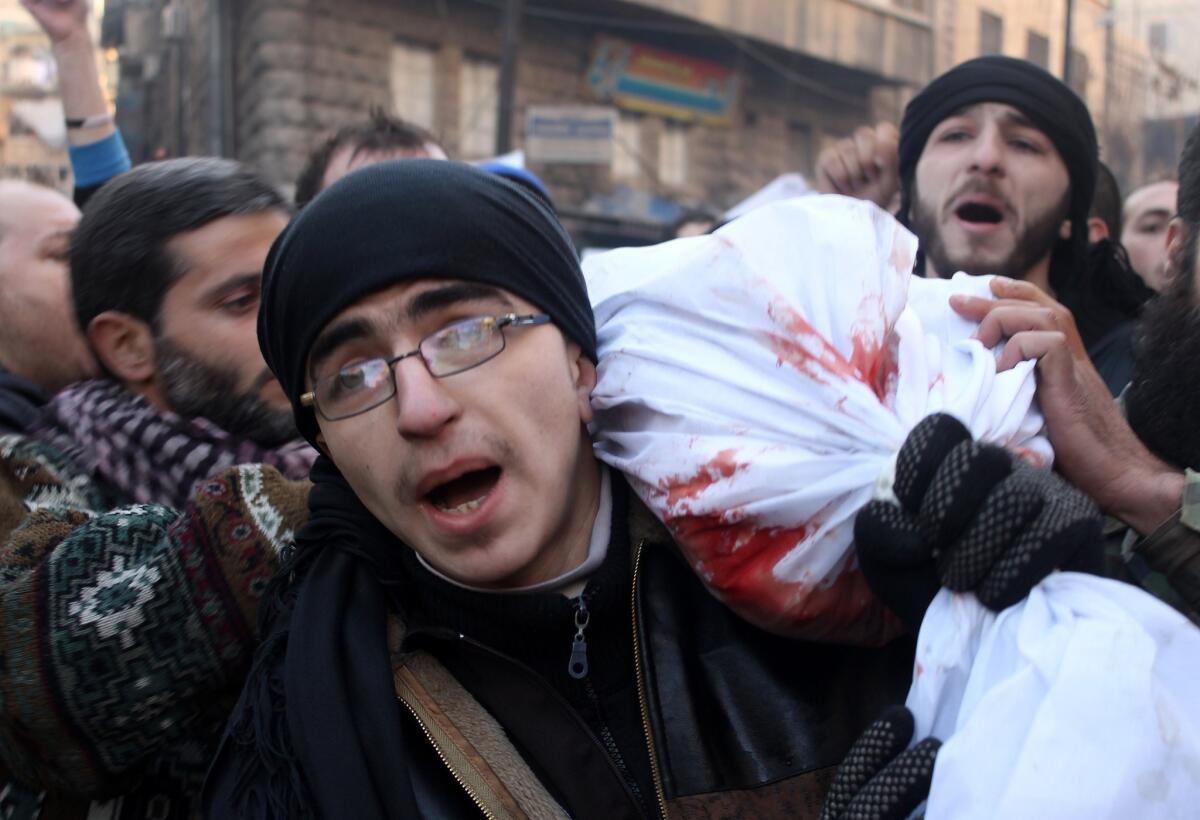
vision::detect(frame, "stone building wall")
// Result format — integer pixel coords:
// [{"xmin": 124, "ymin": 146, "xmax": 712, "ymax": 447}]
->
[
  {"xmin": 223, "ymin": 0, "xmax": 889, "ymax": 211},
  {"xmin": 112, "ymin": 0, "xmax": 933, "ymax": 216}
]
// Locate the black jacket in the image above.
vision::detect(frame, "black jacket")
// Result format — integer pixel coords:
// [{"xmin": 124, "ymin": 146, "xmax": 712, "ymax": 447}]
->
[{"xmin": 368, "ymin": 493, "xmax": 911, "ymax": 818}]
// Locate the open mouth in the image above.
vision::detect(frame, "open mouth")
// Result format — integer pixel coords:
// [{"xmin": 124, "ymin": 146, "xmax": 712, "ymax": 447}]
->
[
  {"xmin": 425, "ymin": 466, "xmax": 502, "ymax": 515},
  {"xmin": 955, "ymin": 201, "xmax": 1004, "ymax": 225}
]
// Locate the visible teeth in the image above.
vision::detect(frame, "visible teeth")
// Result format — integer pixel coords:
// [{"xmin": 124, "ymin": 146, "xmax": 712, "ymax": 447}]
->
[{"xmin": 437, "ymin": 496, "xmax": 486, "ymax": 515}]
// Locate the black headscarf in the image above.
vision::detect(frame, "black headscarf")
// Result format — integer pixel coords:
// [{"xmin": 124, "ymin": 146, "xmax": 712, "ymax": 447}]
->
[
  {"xmin": 259, "ymin": 158, "xmax": 595, "ymax": 447},
  {"xmin": 898, "ymin": 55, "xmax": 1098, "ymax": 258},
  {"xmin": 895, "ymin": 56, "xmax": 1148, "ymax": 348},
  {"xmin": 205, "ymin": 160, "xmax": 594, "ymax": 818}
]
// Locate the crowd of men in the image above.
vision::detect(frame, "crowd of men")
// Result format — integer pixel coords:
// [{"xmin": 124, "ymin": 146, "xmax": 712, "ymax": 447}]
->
[{"xmin": 0, "ymin": 0, "xmax": 1197, "ymax": 818}]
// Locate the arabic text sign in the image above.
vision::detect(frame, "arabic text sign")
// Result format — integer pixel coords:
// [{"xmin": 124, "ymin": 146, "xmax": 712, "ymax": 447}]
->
[{"xmin": 587, "ymin": 37, "xmax": 739, "ymax": 124}]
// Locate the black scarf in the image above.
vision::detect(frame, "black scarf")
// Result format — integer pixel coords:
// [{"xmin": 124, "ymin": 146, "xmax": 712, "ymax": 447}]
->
[
  {"xmin": 215, "ymin": 455, "xmax": 420, "ymax": 818},
  {"xmin": 209, "ymin": 160, "xmax": 600, "ymax": 817}
]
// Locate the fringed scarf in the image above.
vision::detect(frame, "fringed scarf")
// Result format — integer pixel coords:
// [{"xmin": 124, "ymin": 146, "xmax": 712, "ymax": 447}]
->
[{"xmin": 31, "ymin": 379, "xmax": 316, "ymax": 508}]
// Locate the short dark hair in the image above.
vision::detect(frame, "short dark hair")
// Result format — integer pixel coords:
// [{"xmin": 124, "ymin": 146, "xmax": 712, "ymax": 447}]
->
[
  {"xmin": 293, "ymin": 109, "xmax": 442, "ymax": 207},
  {"xmin": 1090, "ymin": 161, "xmax": 1122, "ymax": 238},
  {"xmin": 70, "ymin": 157, "xmax": 288, "ymax": 331}
]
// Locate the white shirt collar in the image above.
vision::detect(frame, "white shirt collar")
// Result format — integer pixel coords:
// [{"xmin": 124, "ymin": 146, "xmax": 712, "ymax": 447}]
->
[{"xmin": 414, "ymin": 466, "xmax": 611, "ymax": 597}]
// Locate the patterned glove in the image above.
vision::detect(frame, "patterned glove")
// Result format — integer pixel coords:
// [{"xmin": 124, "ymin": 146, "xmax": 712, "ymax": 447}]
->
[
  {"xmin": 819, "ymin": 705, "xmax": 940, "ymax": 820},
  {"xmin": 855, "ymin": 413, "xmax": 1105, "ymax": 630}
]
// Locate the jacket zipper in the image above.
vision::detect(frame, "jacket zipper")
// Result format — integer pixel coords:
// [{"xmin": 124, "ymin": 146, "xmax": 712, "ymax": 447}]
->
[
  {"xmin": 569, "ymin": 594, "xmax": 590, "ymax": 679},
  {"xmin": 566, "ymin": 594, "xmax": 646, "ymax": 807},
  {"xmin": 631, "ymin": 539, "xmax": 669, "ymax": 819},
  {"xmin": 395, "ymin": 685, "xmax": 499, "ymax": 820},
  {"xmin": 584, "ymin": 676, "xmax": 646, "ymax": 807}
]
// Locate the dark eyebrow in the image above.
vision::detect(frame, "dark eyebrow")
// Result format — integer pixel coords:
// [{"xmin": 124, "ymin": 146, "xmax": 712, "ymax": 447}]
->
[
  {"xmin": 941, "ymin": 106, "xmax": 1037, "ymax": 132},
  {"xmin": 308, "ymin": 317, "xmax": 375, "ymax": 377},
  {"xmin": 200, "ymin": 272, "xmax": 261, "ymax": 303},
  {"xmin": 997, "ymin": 109, "xmax": 1037, "ymax": 131},
  {"xmin": 308, "ymin": 283, "xmax": 513, "ymax": 377},
  {"xmin": 407, "ymin": 283, "xmax": 512, "ymax": 322},
  {"xmin": 1136, "ymin": 207, "xmax": 1174, "ymax": 221}
]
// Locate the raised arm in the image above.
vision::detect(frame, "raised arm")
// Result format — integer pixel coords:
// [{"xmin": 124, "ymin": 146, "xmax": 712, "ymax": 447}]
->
[{"xmin": 20, "ymin": 0, "xmax": 131, "ymax": 204}]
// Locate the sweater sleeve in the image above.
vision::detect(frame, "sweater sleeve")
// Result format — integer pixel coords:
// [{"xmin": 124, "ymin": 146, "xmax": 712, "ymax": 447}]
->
[{"xmin": 0, "ymin": 464, "xmax": 310, "ymax": 797}]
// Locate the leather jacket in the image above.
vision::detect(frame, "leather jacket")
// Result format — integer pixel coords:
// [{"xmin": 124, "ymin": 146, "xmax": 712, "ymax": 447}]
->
[{"xmin": 387, "ymin": 503, "xmax": 915, "ymax": 819}]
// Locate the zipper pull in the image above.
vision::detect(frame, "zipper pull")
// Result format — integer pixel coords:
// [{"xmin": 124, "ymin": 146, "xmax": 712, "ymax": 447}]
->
[{"xmin": 568, "ymin": 597, "xmax": 590, "ymax": 680}]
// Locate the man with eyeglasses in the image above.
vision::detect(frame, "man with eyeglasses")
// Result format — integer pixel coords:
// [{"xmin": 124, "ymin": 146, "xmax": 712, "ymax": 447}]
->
[{"xmin": 197, "ymin": 159, "xmax": 1106, "ymax": 820}]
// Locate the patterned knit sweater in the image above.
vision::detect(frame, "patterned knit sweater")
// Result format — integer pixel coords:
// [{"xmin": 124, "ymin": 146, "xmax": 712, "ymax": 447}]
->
[{"xmin": 0, "ymin": 434, "xmax": 310, "ymax": 818}]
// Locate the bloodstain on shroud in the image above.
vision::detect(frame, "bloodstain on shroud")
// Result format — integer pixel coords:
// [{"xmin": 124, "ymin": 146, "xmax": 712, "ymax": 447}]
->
[
  {"xmin": 765, "ymin": 300, "xmax": 898, "ymax": 405},
  {"xmin": 658, "ymin": 450, "xmax": 902, "ymax": 646}
]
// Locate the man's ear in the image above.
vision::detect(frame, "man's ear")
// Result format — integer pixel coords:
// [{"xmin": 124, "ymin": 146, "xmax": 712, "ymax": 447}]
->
[
  {"xmin": 1165, "ymin": 217, "xmax": 1187, "ymax": 278},
  {"xmin": 1086, "ymin": 216, "xmax": 1110, "ymax": 243},
  {"xmin": 1059, "ymin": 218, "xmax": 1073, "ymax": 241},
  {"xmin": 87, "ymin": 311, "xmax": 156, "ymax": 383},
  {"xmin": 568, "ymin": 344, "xmax": 598, "ymax": 425}
]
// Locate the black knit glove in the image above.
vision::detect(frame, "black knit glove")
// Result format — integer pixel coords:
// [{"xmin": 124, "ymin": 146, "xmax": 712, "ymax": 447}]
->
[
  {"xmin": 819, "ymin": 705, "xmax": 940, "ymax": 820},
  {"xmin": 855, "ymin": 413, "xmax": 1105, "ymax": 630}
]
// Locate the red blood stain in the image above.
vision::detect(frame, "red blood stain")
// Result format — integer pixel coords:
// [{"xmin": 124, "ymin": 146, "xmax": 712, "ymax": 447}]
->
[
  {"xmin": 850, "ymin": 330, "xmax": 897, "ymax": 403},
  {"xmin": 850, "ymin": 293, "xmax": 898, "ymax": 403},
  {"xmin": 765, "ymin": 301, "xmax": 896, "ymax": 403},
  {"xmin": 661, "ymin": 449, "xmax": 743, "ymax": 510},
  {"xmin": 765, "ymin": 303, "xmax": 860, "ymax": 389},
  {"xmin": 666, "ymin": 511, "xmax": 902, "ymax": 645}
]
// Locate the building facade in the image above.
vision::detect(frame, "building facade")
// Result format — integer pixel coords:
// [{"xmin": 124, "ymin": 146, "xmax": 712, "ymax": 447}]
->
[
  {"xmin": 0, "ymin": 0, "xmax": 70, "ymax": 189},
  {"xmin": 1112, "ymin": 0, "xmax": 1200, "ymax": 183},
  {"xmin": 105, "ymin": 0, "xmax": 933, "ymax": 238}
]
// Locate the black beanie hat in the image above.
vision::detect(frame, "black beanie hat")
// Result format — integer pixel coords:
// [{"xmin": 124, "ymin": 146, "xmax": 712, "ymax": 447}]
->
[
  {"xmin": 258, "ymin": 159, "xmax": 595, "ymax": 446},
  {"xmin": 897, "ymin": 56, "xmax": 1098, "ymax": 274}
]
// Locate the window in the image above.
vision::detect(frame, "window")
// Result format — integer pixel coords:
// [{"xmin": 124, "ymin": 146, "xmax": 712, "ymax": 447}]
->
[
  {"xmin": 1026, "ymin": 31, "xmax": 1050, "ymax": 71},
  {"xmin": 979, "ymin": 11, "xmax": 1003, "ymax": 56},
  {"xmin": 611, "ymin": 113, "xmax": 643, "ymax": 179},
  {"xmin": 659, "ymin": 122, "xmax": 688, "ymax": 187},
  {"xmin": 390, "ymin": 42, "xmax": 436, "ymax": 129},
  {"xmin": 458, "ymin": 56, "xmax": 499, "ymax": 159}
]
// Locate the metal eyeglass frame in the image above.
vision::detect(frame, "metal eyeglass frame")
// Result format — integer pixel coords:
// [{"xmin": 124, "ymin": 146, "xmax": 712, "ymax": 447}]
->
[{"xmin": 300, "ymin": 312, "xmax": 551, "ymax": 421}]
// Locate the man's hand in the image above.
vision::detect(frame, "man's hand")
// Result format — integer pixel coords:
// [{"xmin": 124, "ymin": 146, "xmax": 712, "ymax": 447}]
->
[
  {"xmin": 19, "ymin": 0, "xmax": 90, "ymax": 46},
  {"xmin": 819, "ymin": 705, "xmax": 940, "ymax": 820},
  {"xmin": 951, "ymin": 277, "xmax": 1185, "ymax": 535},
  {"xmin": 815, "ymin": 123, "xmax": 900, "ymax": 210},
  {"xmin": 855, "ymin": 413, "xmax": 1105, "ymax": 628}
]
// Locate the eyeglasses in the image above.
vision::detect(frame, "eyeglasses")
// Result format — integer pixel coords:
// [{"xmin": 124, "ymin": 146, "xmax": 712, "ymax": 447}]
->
[{"xmin": 301, "ymin": 313, "xmax": 551, "ymax": 421}]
